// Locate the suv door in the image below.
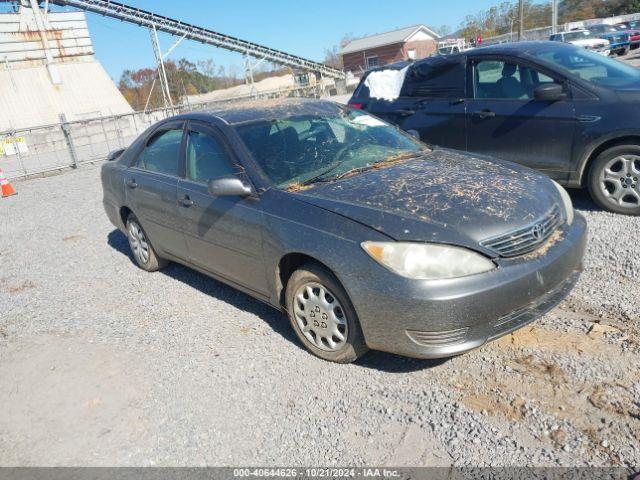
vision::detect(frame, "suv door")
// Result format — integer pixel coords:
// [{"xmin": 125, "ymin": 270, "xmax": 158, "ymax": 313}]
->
[
  {"xmin": 125, "ymin": 121, "xmax": 187, "ymax": 260},
  {"xmin": 465, "ymin": 56, "xmax": 577, "ymax": 180},
  {"xmin": 176, "ymin": 122, "xmax": 268, "ymax": 297}
]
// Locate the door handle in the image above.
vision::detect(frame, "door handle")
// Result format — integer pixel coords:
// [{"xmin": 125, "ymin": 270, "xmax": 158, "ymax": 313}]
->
[
  {"xmin": 125, "ymin": 179, "xmax": 138, "ymax": 189},
  {"xmin": 178, "ymin": 195, "xmax": 194, "ymax": 207},
  {"xmin": 472, "ymin": 109, "xmax": 496, "ymax": 119},
  {"xmin": 576, "ymin": 115, "xmax": 601, "ymax": 123},
  {"xmin": 394, "ymin": 109, "xmax": 416, "ymax": 117}
]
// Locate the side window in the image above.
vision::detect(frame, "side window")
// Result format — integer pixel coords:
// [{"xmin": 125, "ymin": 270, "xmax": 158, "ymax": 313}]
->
[
  {"xmin": 186, "ymin": 129, "xmax": 236, "ymax": 183},
  {"xmin": 136, "ymin": 128, "xmax": 182, "ymax": 176},
  {"xmin": 402, "ymin": 61, "xmax": 465, "ymax": 98},
  {"xmin": 474, "ymin": 60, "xmax": 561, "ymax": 100}
]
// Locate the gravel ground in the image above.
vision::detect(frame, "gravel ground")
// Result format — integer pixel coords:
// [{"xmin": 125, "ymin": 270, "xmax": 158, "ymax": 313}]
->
[
  {"xmin": 0, "ymin": 163, "xmax": 638, "ymax": 468},
  {"xmin": 622, "ymin": 48, "xmax": 640, "ymax": 69}
]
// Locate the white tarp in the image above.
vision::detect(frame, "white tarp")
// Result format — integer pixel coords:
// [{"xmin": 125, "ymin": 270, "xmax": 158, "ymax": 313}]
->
[{"xmin": 363, "ymin": 66, "xmax": 409, "ymax": 101}]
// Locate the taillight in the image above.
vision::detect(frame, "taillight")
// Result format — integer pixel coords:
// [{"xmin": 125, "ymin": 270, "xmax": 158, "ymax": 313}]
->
[{"xmin": 349, "ymin": 103, "xmax": 363, "ymax": 110}]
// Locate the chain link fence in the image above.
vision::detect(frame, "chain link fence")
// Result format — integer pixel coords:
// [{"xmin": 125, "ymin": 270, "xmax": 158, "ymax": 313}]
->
[{"xmin": 0, "ymin": 107, "xmax": 184, "ymax": 179}]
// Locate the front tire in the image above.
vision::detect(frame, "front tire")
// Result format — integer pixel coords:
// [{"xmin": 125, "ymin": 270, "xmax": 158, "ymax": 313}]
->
[
  {"xmin": 285, "ymin": 263, "xmax": 368, "ymax": 363},
  {"xmin": 587, "ymin": 145, "xmax": 640, "ymax": 215},
  {"xmin": 617, "ymin": 46, "xmax": 630, "ymax": 57},
  {"xmin": 125, "ymin": 213, "xmax": 168, "ymax": 271}
]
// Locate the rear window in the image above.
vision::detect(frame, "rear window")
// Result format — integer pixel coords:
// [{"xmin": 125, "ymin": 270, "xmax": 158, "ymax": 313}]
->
[{"xmin": 401, "ymin": 60, "xmax": 466, "ymax": 98}]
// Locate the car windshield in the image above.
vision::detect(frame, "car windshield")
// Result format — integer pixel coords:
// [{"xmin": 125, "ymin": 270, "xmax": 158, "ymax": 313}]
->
[
  {"xmin": 236, "ymin": 109, "xmax": 426, "ymax": 189},
  {"xmin": 532, "ymin": 46, "xmax": 640, "ymax": 88},
  {"xmin": 564, "ymin": 31, "xmax": 596, "ymax": 41}
]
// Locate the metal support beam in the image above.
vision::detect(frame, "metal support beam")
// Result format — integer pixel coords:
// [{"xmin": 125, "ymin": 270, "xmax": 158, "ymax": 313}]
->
[
  {"xmin": 162, "ymin": 33, "xmax": 187, "ymax": 60},
  {"xmin": 552, "ymin": 0, "xmax": 558, "ymax": 35},
  {"xmin": 48, "ymin": 0, "xmax": 344, "ymax": 79},
  {"xmin": 149, "ymin": 25, "xmax": 173, "ymax": 109},
  {"xmin": 244, "ymin": 54, "xmax": 267, "ymax": 98},
  {"xmin": 28, "ymin": 0, "xmax": 61, "ymax": 84},
  {"xmin": 59, "ymin": 113, "xmax": 79, "ymax": 169}
]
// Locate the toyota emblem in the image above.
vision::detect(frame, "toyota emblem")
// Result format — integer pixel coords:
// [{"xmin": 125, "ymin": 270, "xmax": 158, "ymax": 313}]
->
[{"xmin": 531, "ymin": 223, "xmax": 544, "ymax": 240}]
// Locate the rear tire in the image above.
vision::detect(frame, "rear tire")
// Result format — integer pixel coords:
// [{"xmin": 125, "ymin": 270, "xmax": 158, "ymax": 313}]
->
[
  {"xmin": 587, "ymin": 145, "xmax": 640, "ymax": 215},
  {"xmin": 125, "ymin": 213, "xmax": 169, "ymax": 271},
  {"xmin": 285, "ymin": 263, "xmax": 368, "ymax": 363}
]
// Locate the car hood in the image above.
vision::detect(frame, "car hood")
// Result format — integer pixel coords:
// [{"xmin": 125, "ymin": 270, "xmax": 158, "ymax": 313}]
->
[
  {"xmin": 570, "ymin": 38, "xmax": 608, "ymax": 47},
  {"xmin": 292, "ymin": 149, "xmax": 562, "ymax": 253}
]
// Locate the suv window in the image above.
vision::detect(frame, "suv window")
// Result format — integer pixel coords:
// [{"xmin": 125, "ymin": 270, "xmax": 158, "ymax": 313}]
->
[
  {"xmin": 186, "ymin": 129, "xmax": 236, "ymax": 183},
  {"xmin": 401, "ymin": 60, "xmax": 465, "ymax": 98},
  {"xmin": 474, "ymin": 60, "xmax": 559, "ymax": 100},
  {"xmin": 136, "ymin": 128, "xmax": 183, "ymax": 176}
]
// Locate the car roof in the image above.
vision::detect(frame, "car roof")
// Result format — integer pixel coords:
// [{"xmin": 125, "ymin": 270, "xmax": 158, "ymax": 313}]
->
[
  {"xmin": 407, "ymin": 41, "xmax": 575, "ymax": 64},
  {"xmin": 174, "ymin": 98, "xmax": 342, "ymax": 126},
  {"xmin": 464, "ymin": 41, "xmax": 585, "ymax": 57}
]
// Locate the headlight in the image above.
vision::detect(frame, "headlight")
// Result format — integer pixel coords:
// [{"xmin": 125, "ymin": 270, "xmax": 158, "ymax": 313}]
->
[
  {"xmin": 361, "ymin": 242, "xmax": 495, "ymax": 280},
  {"xmin": 552, "ymin": 181, "xmax": 574, "ymax": 225}
]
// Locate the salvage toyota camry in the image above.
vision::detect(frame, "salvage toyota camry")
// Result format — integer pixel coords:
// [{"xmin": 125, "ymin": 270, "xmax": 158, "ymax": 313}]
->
[{"xmin": 101, "ymin": 99, "xmax": 586, "ymax": 363}]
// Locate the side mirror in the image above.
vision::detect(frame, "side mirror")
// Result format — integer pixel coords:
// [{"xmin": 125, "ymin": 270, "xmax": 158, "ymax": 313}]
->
[
  {"xmin": 207, "ymin": 177, "xmax": 253, "ymax": 197},
  {"xmin": 534, "ymin": 83, "xmax": 566, "ymax": 102},
  {"xmin": 406, "ymin": 129, "xmax": 420, "ymax": 139},
  {"xmin": 107, "ymin": 148, "xmax": 126, "ymax": 161}
]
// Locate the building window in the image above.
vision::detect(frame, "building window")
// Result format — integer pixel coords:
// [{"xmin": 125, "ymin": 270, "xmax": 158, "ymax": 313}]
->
[
  {"xmin": 366, "ymin": 55, "xmax": 379, "ymax": 69},
  {"xmin": 407, "ymin": 49, "xmax": 417, "ymax": 60}
]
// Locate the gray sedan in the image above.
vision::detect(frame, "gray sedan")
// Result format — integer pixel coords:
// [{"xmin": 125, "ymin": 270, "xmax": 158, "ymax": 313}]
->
[{"xmin": 101, "ymin": 99, "xmax": 586, "ymax": 363}]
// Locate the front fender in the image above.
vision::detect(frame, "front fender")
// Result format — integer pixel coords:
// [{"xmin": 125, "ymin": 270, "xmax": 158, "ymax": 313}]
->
[{"xmin": 258, "ymin": 190, "xmax": 389, "ymax": 309}]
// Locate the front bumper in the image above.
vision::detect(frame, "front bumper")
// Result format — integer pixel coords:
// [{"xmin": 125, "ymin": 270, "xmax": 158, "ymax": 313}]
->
[
  {"xmin": 349, "ymin": 213, "xmax": 587, "ymax": 359},
  {"xmin": 609, "ymin": 42, "xmax": 630, "ymax": 52}
]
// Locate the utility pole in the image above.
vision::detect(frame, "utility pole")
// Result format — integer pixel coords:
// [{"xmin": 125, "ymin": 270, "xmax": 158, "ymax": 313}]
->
[
  {"xmin": 552, "ymin": 0, "xmax": 558, "ymax": 35},
  {"xmin": 518, "ymin": 0, "xmax": 525, "ymax": 41}
]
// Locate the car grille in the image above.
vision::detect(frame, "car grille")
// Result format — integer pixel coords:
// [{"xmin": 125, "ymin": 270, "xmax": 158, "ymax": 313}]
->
[
  {"xmin": 480, "ymin": 205, "xmax": 563, "ymax": 258},
  {"xmin": 610, "ymin": 34, "xmax": 629, "ymax": 43}
]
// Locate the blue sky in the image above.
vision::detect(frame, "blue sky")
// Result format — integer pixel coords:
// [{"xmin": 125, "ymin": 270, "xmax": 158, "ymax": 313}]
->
[{"xmin": 62, "ymin": 0, "xmax": 506, "ymax": 81}]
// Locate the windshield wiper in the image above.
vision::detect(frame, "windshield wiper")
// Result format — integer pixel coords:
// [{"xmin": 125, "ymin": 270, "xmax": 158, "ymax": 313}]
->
[
  {"xmin": 298, "ymin": 160, "xmax": 348, "ymax": 187},
  {"xmin": 293, "ymin": 150, "xmax": 425, "ymax": 190},
  {"xmin": 333, "ymin": 151, "xmax": 425, "ymax": 181}
]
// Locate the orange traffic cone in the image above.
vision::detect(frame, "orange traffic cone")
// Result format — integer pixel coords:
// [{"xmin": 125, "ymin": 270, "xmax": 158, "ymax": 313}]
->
[{"xmin": 0, "ymin": 168, "xmax": 16, "ymax": 198}]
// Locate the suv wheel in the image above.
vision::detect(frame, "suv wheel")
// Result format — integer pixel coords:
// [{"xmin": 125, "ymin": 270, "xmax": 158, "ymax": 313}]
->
[
  {"xmin": 126, "ymin": 213, "xmax": 169, "ymax": 271},
  {"xmin": 285, "ymin": 263, "xmax": 368, "ymax": 363},
  {"xmin": 588, "ymin": 145, "xmax": 640, "ymax": 215},
  {"xmin": 617, "ymin": 46, "xmax": 630, "ymax": 57}
]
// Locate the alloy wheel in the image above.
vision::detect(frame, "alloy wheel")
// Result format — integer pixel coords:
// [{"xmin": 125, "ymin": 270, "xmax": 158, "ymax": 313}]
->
[
  {"xmin": 599, "ymin": 155, "xmax": 640, "ymax": 209},
  {"xmin": 293, "ymin": 282, "xmax": 348, "ymax": 352}
]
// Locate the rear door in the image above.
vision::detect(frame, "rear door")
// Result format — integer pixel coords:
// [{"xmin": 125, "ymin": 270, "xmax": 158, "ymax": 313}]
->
[
  {"xmin": 125, "ymin": 121, "xmax": 187, "ymax": 260},
  {"xmin": 396, "ymin": 58, "xmax": 467, "ymax": 149},
  {"xmin": 465, "ymin": 56, "xmax": 577, "ymax": 179},
  {"xmin": 176, "ymin": 122, "xmax": 268, "ymax": 296},
  {"xmin": 361, "ymin": 59, "xmax": 468, "ymax": 150}
]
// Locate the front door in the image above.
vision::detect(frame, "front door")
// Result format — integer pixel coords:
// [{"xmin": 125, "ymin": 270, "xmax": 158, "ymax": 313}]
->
[
  {"xmin": 176, "ymin": 122, "xmax": 268, "ymax": 296},
  {"xmin": 125, "ymin": 122, "xmax": 187, "ymax": 260},
  {"xmin": 465, "ymin": 57, "xmax": 577, "ymax": 180}
]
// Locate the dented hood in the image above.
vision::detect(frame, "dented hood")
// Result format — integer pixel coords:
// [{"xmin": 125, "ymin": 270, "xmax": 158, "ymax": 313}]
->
[{"xmin": 292, "ymin": 149, "xmax": 562, "ymax": 252}]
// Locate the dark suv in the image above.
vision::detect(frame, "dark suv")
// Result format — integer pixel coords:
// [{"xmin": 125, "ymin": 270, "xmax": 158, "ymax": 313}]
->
[
  {"xmin": 349, "ymin": 41, "xmax": 640, "ymax": 215},
  {"xmin": 587, "ymin": 24, "xmax": 631, "ymax": 56}
]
